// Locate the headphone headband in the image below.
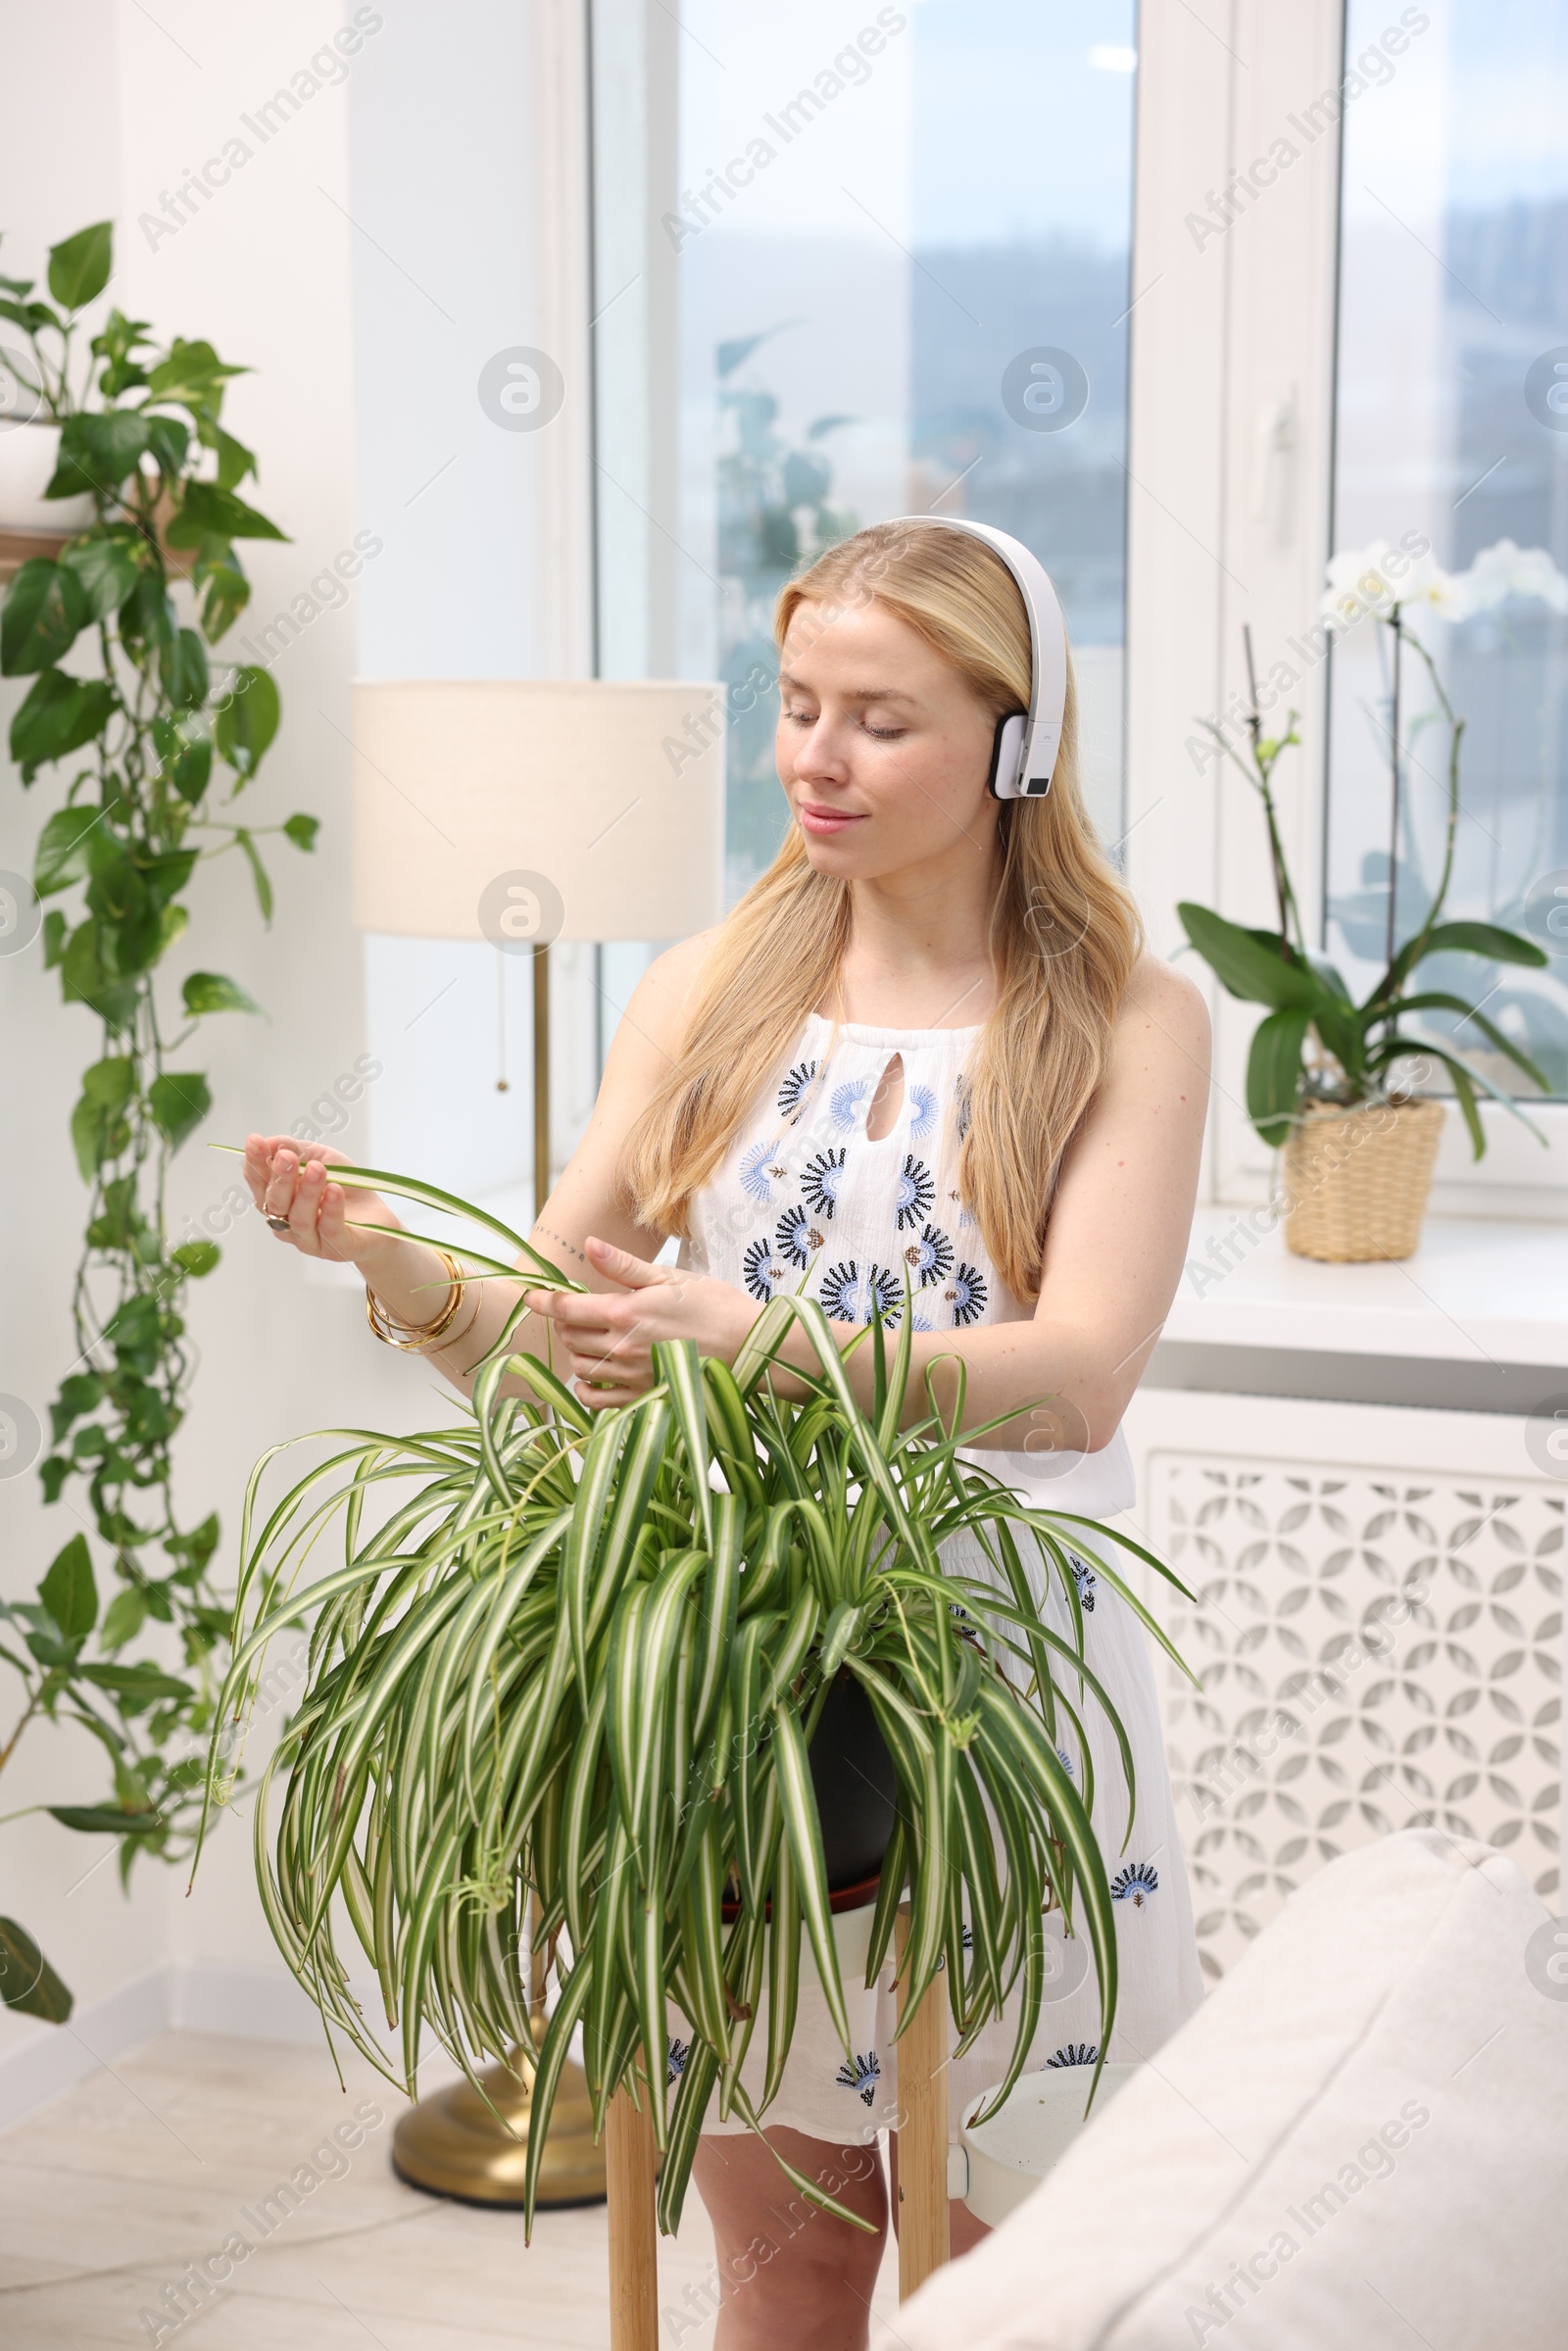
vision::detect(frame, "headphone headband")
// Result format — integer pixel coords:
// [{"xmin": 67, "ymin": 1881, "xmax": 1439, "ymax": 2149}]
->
[{"xmin": 882, "ymin": 514, "xmax": 1068, "ymax": 799}]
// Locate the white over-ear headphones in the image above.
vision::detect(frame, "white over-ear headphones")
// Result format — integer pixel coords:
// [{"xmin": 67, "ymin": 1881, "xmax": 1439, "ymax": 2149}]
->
[{"xmin": 883, "ymin": 514, "xmax": 1068, "ymax": 800}]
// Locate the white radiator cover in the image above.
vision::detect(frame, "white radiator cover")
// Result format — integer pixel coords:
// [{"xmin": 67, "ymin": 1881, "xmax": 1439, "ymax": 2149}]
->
[{"xmin": 1124, "ymin": 1390, "xmax": 1563, "ymax": 1982}]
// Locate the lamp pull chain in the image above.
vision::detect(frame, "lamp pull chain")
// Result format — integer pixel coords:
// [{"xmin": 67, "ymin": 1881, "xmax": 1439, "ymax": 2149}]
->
[
  {"xmin": 496, "ymin": 948, "xmax": 510, "ymax": 1094},
  {"xmin": 533, "ymin": 941, "xmax": 551, "ymax": 1219}
]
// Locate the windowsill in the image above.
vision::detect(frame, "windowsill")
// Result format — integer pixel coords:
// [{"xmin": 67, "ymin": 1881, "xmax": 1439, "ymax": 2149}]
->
[{"xmin": 1145, "ymin": 1206, "xmax": 1568, "ymax": 1417}]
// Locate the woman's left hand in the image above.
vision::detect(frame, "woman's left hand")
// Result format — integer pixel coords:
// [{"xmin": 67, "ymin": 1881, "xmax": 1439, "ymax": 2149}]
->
[{"xmin": 524, "ymin": 1239, "xmax": 758, "ymax": 1408}]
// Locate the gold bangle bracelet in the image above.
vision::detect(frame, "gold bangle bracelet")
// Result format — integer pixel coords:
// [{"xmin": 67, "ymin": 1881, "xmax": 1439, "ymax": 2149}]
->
[
  {"xmin": 366, "ymin": 1248, "xmax": 467, "ymax": 1352},
  {"xmin": 439, "ymin": 1287, "xmax": 484, "ymax": 1355},
  {"xmin": 368, "ymin": 1286, "xmax": 485, "ymax": 1358}
]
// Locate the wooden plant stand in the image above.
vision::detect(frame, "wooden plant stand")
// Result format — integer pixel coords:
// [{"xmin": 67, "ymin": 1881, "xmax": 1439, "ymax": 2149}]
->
[
  {"xmin": 603, "ymin": 1916, "xmax": 953, "ymax": 2345},
  {"xmin": 606, "ymin": 2064, "xmax": 659, "ymax": 2351},
  {"xmin": 895, "ymin": 1906, "xmax": 952, "ymax": 2298}
]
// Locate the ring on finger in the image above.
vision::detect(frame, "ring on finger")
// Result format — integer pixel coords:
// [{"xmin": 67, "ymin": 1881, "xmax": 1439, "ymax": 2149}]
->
[{"xmin": 265, "ymin": 1211, "xmax": 292, "ymax": 1235}]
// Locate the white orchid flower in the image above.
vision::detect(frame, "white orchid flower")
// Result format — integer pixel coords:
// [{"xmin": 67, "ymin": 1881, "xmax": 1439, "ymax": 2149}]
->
[
  {"xmin": 1322, "ymin": 536, "xmax": 1568, "ymax": 634},
  {"xmin": 1325, "ymin": 538, "xmax": 1476, "ymax": 639},
  {"xmin": 1393, "ymin": 545, "xmax": 1466, "ymax": 615},
  {"xmin": 1452, "ymin": 538, "xmax": 1568, "ymax": 617},
  {"xmin": 1320, "ymin": 539, "xmax": 1464, "ymax": 632},
  {"xmin": 1321, "ymin": 540, "xmax": 1396, "ymax": 628}
]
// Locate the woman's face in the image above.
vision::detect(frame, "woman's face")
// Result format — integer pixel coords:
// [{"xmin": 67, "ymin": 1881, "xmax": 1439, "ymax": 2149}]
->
[{"xmin": 774, "ymin": 595, "xmax": 1003, "ymax": 883}]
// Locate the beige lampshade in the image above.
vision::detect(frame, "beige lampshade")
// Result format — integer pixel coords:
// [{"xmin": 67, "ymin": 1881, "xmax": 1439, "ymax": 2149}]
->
[{"xmin": 350, "ymin": 678, "xmax": 726, "ymax": 944}]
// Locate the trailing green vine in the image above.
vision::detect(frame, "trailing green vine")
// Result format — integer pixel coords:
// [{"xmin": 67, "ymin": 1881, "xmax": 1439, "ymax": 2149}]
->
[{"xmin": 0, "ymin": 219, "xmax": 316, "ymax": 2013}]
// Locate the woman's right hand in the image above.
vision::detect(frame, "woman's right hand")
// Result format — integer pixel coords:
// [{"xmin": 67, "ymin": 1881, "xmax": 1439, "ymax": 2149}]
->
[{"xmin": 243, "ymin": 1134, "xmax": 404, "ymax": 1268}]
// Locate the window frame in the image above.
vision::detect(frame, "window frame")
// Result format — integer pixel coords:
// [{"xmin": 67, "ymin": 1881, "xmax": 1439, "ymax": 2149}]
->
[
  {"xmin": 1123, "ymin": 0, "xmax": 1568, "ymax": 1221},
  {"xmin": 579, "ymin": 0, "xmax": 1568, "ymax": 1215}
]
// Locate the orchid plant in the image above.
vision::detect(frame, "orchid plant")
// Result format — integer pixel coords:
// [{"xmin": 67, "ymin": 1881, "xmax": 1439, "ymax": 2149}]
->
[{"xmin": 1179, "ymin": 537, "xmax": 1564, "ymax": 1151}]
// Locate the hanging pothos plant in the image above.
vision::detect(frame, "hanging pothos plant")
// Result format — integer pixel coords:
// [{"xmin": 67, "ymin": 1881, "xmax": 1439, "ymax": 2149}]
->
[
  {"xmin": 0, "ymin": 219, "xmax": 317, "ymax": 2019},
  {"xmin": 198, "ymin": 1162, "xmax": 1194, "ymax": 2234}
]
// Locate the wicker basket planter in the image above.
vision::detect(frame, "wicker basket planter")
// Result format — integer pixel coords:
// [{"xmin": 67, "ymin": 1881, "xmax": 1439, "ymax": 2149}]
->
[{"xmin": 1280, "ymin": 1097, "xmax": 1445, "ymax": 1262}]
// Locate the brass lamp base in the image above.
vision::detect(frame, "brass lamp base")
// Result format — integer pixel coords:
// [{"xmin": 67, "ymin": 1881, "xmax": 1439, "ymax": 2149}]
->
[{"xmin": 392, "ymin": 2018, "xmax": 607, "ymax": 2209}]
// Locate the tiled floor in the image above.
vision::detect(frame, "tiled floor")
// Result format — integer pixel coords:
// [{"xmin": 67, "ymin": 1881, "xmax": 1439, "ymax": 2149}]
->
[{"xmin": 0, "ymin": 2032, "xmax": 905, "ymax": 2347}]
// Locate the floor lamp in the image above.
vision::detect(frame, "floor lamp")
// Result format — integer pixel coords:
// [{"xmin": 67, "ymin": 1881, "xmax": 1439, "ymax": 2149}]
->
[{"xmin": 349, "ymin": 677, "xmax": 724, "ymax": 2215}]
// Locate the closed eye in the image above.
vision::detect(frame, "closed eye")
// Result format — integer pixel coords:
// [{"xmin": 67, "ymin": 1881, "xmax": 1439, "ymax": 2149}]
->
[{"xmin": 782, "ymin": 709, "xmax": 906, "ymax": 741}]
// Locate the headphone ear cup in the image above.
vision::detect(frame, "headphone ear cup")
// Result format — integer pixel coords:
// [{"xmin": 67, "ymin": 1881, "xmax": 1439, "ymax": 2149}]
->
[{"xmin": 987, "ymin": 711, "xmax": 1026, "ymax": 800}]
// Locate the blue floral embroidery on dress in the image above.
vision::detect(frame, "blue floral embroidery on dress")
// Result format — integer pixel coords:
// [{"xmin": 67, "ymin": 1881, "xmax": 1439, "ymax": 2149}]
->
[
  {"xmin": 902, "ymin": 1223, "xmax": 953, "ymax": 1290},
  {"xmin": 820, "ymin": 1260, "xmax": 900, "ymax": 1326},
  {"xmin": 946, "ymin": 1184, "xmax": 974, "ymax": 1233},
  {"xmin": 838, "ymin": 2050, "xmax": 881, "ymax": 2107},
  {"xmin": 1047, "ymin": 2043, "xmax": 1099, "ymax": 2068},
  {"xmin": 894, "ymin": 1154, "xmax": 936, "ymax": 1231},
  {"xmin": 830, "ymin": 1076, "xmax": 873, "ymax": 1133},
  {"xmin": 775, "ymin": 1204, "xmax": 826, "ymax": 1269},
  {"xmin": 944, "ymin": 1262, "xmax": 988, "ymax": 1326},
  {"xmin": 739, "ymin": 1137, "xmax": 787, "ymax": 1204},
  {"xmin": 778, "ymin": 1059, "xmax": 818, "ymax": 1120},
  {"xmin": 1110, "ymin": 1862, "xmax": 1159, "ymax": 1907},
  {"xmin": 802, "ymin": 1148, "xmax": 848, "ymax": 1220},
  {"xmin": 743, "ymin": 1238, "xmax": 787, "ymax": 1302},
  {"xmin": 667, "ymin": 2036, "xmax": 691, "ymax": 2083},
  {"xmin": 1067, "ymin": 1552, "xmax": 1097, "ymax": 1612},
  {"xmin": 907, "ymin": 1083, "xmax": 938, "ymax": 1142},
  {"xmin": 1056, "ymin": 1746, "xmax": 1075, "ymax": 1777}
]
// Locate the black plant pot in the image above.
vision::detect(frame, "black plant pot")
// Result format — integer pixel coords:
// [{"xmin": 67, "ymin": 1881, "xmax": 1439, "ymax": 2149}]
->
[{"xmin": 808, "ymin": 1669, "xmax": 898, "ymax": 1895}]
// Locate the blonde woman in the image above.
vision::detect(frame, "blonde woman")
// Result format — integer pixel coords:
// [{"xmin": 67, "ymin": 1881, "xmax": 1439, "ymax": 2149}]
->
[{"xmin": 246, "ymin": 519, "xmax": 1208, "ymax": 2349}]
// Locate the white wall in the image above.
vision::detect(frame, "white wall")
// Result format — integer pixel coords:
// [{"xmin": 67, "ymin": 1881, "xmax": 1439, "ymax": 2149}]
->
[
  {"xmin": 0, "ymin": 0, "xmax": 160, "ymax": 2044},
  {"xmin": 349, "ymin": 0, "xmax": 601, "ymax": 1204},
  {"xmin": 0, "ymin": 0, "xmax": 607, "ymax": 2104},
  {"xmin": 0, "ymin": 0, "xmax": 426, "ymax": 2067},
  {"xmin": 1123, "ymin": 0, "xmax": 1346, "ymax": 1209}
]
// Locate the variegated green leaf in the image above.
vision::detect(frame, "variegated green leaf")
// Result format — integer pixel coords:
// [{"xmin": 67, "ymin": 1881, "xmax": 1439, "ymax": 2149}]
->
[
  {"xmin": 769, "ymin": 1702, "xmax": 850, "ymax": 2055},
  {"xmin": 691, "ymin": 1494, "xmax": 741, "ymax": 1739},
  {"xmin": 761, "ymin": 1832, "xmax": 801, "ymax": 2113},
  {"xmin": 655, "ymin": 1337, "xmax": 712, "ymax": 1545}
]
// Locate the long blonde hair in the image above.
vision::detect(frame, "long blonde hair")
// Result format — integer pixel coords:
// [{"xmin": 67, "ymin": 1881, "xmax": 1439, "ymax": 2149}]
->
[{"xmin": 618, "ymin": 519, "xmax": 1142, "ymax": 1301}]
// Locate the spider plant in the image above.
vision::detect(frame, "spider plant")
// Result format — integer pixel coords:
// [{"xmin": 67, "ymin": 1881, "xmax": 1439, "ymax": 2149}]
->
[{"xmin": 195, "ymin": 1162, "xmax": 1193, "ymax": 2235}]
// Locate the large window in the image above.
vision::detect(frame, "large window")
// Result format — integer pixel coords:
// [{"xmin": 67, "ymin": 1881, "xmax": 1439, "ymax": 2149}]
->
[
  {"xmin": 593, "ymin": 0, "xmax": 1139, "ymax": 905},
  {"xmin": 1327, "ymin": 0, "xmax": 1568, "ymax": 1098}
]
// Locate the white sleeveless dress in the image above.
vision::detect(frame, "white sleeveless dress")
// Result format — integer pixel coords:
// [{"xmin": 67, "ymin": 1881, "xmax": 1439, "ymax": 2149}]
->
[{"xmin": 672, "ymin": 1014, "xmax": 1203, "ymax": 2147}]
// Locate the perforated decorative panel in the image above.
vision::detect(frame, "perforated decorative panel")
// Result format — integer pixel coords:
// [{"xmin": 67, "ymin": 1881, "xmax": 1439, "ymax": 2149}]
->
[{"xmin": 1146, "ymin": 1456, "xmax": 1563, "ymax": 1982}]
